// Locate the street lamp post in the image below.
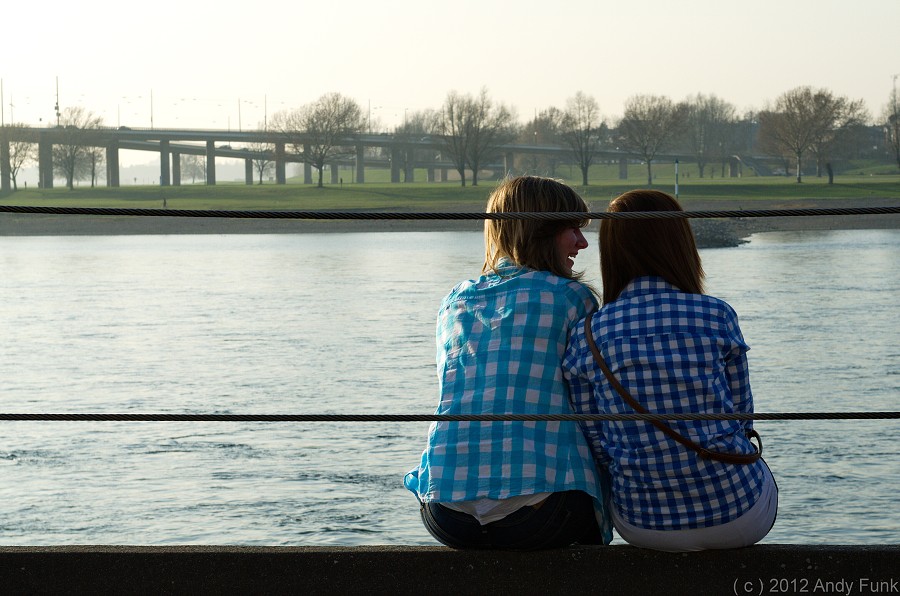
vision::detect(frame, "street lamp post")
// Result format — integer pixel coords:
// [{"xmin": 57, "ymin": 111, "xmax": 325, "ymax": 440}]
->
[
  {"xmin": 367, "ymin": 101, "xmax": 382, "ymax": 134},
  {"xmin": 54, "ymin": 76, "xmax": 61, "ymax": 126}
]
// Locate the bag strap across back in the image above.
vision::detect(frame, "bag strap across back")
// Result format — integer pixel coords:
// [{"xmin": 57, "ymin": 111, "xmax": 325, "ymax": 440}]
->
[{"xmin": 583, "ymin": 311, "xmax": 761, "ymax": 465}]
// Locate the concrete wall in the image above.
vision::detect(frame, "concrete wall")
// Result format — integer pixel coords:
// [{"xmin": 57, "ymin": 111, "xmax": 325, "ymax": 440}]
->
[{"xmin": 1, "ymin": 545, "xmax": 898, "ymax": 595}]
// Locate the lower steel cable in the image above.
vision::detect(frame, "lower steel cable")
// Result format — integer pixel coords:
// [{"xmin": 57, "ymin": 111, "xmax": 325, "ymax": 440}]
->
[{"xmin": 1, "ymin": 412, "xmax": 899, "ymax": 422}]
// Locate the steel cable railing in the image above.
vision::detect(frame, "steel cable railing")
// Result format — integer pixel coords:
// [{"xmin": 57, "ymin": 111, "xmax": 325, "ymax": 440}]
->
[
  {"xmin": 1, "ymin": 412, "xmax": 899, "ymax": 422},
  {"xmin": 2, "ymin": 204, "xmax": 897, "ymax": 425},
  {"xmin": 1, "ymin": 205, "xmax": 900, "ymax": 220}
]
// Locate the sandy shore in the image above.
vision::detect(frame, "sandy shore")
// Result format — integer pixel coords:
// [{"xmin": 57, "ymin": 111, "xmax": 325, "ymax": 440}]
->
[{"xmin": 1, "ymin": 197, "xmax": 898, "ymax": 247}]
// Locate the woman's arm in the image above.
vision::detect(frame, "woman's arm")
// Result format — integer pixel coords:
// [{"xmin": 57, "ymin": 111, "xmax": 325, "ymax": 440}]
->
[
  {"xmin": 563, "ymin": 324, "xmax": 611, "ymax": 467},
  {"xmin": 724, "ymin": 342, "xmax": 753, "ymax": 432}
]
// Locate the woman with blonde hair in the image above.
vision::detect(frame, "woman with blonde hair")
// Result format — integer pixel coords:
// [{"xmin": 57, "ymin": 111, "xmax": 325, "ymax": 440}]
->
[
  {"xmin": 404, "ymin": 176, "xmax": 612, "ymax": 550},
  {"xmin": 563, "ymin": 189, "xmax": 777, "ymax": 551}
]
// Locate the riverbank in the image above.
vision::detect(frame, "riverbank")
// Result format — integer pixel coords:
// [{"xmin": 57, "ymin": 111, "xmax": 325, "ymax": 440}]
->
[{"xmin": 1, "ymin": 197, "xmax": 898, "ymax": 247}]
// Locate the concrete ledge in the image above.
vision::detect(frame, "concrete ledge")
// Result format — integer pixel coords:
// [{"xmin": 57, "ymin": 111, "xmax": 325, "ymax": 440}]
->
[{"xmin": 1, "ymin": 545, "xmax": 897, "ymax": 595}]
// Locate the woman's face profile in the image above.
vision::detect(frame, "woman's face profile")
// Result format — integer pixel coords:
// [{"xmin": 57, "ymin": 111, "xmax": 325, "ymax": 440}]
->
[{"xmin": 555, "ymin": 226, "xmax": 589, "ymax": 277}]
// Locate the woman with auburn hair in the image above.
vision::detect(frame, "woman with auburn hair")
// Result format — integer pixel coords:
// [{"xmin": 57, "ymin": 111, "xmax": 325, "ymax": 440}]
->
[
  {"xmin": 563, "ymin": 189, "xmax": 777, "ymax": 551},
  {"xmin": 404, "ymin": 176, "xmax": 612, "ymax": 550}
]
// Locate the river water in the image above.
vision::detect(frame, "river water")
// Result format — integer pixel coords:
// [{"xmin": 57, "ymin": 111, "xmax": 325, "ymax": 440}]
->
[{"xmin": 0, "ymin": 228, "xmax": 897, "ymax": 546}]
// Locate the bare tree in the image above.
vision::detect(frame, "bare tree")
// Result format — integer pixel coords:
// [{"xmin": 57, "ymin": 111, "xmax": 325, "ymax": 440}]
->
[
  {"xmin": 250, "ymin": 145, "xmax": 275, "ymax": 184},
  {"xmin": 561, "ymin": 92, "xmax": 605, "ymax": 186},
  {"xmin": 85, "ymin": 145, "xmax": 105, "ymax": 187},
  {"xmin": 244, "ymin": 124, "xmax": 276, "ymax": 184},
  {"xmin": 7, "ymin": 128, "xmax": 33, "ymax": 190},
  {"xmin": 395, "ymin": 109, "xmax": 441, "ymax": 136},
  {"xmin": 517, "ymin": 107, "xmax": 564, "ymax": 176},
  {"xmin": 754, "ymin": 109, "xmax": 791, "ymax": 176},
  {"xmin": 271, "ymin": 92, "xmax": 365, "ymax": 188},
  {"xmin": 437, "ymin": 88, "xmax": 517, "ymax": 186},
  {"xmin": 181, "ymin": 154, "xmax": 206, "ymax": 184},
  {"xmin": 883, "ymin": 86, "xmax": 900, "ymax": 169},
  {"xmin": 682, "ymin": 94, "xmax": 737, "ymax": 178},
  {"xmin": 758, "ymin": 86, "xmax": 867, "ymax": 183},
  {"xmin": 713, "ymin": 119, "xmax": 750, "ymax": 178},
  {"xmin": 617, "ymin": 94, "xmax": 684, "ymax": 186},
  {"xmin": 51, "ymin": 107, "xmax": 104, "ymax": 189},
  {"xmin": 394, "ymin": 109, "xmax": 441, "ymax": 182},
  {"xmin": 437, "ymin": 91, "xmax": 471, "ymax": 186},
  {"xmin": 809, "ymin": 99, "xmax": 869, "ymax": 183},
  {"xmin": 465, "ymin": 90, "xmax": 516, "ymax": 186}
]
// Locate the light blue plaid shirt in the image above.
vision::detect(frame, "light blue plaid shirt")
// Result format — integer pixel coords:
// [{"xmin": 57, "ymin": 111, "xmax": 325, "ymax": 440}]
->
[
  {"xmin": 563, "ymin": 276, "xmax": 766, "ymax": 530},
  {"xmin": 404, "ymin": 259, "xmax": 610, "ymax": 540}
]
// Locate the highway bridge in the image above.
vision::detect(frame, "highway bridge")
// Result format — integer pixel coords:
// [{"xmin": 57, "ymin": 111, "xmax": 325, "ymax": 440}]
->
[{"xmin": 0, "ymin": 125, "xmax": 745, "ymax": 191}]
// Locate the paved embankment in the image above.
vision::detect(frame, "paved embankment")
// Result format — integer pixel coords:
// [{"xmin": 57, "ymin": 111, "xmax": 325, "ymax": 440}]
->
[{"xmin": 1, "ymin": 545, "xmax": 897, "ymax": 595}]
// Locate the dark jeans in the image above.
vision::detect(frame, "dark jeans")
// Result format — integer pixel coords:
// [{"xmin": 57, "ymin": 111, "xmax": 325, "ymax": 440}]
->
[{"xmin": 420, "ymin": 490, "xmax": 603, "ymax": 550}]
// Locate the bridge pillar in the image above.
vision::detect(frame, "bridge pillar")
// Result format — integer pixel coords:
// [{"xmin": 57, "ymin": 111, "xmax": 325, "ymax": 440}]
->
[
  {"xmin": 427, "ymin": 167, "xmax": 435, "ymax": 182},
  {"xmin": 440, "ymin": 167, "xmax": 448, "ymax": 182},
  {"xmin": 245, "ymin": 158, "xmax": 253, "ymax": 185},
  {"xmin": 159, "ymin": 140, "xmax": 171, "ymax": 186},
  {"xmin": 275, "ymin": 142, "xmax": 286, "ymax": 185},
  {"xmin": 618, "ymin": 157, "xmax": 628, "ymax": 180},
  {"xmin": 303, "ymin": 146, "xmax": 312, "ymax": 184},
  {"xmin": 505, "ymin": 151, "xmax": 514, "ymax": 176},
  {"xmin": 356, "ymin": 145, "xmax": 364, "ymax": 183},
  {"xmin": 730, "ymin": 156, "xmax": 742, "ymax": 178},
  {"xmin": 172, "ymin": 152, "xmax": 181, "ymax": 186},
  {"xmin": 390, "ymin": 147, "xmax": 401, "ymax": 183},
  {"xmin": 403, "ymin": 148, "xmax": 414, "ymax": 183},
  {"xmin": 38, "ymin": 134, "xmax": 53, "ymax": 189},
  {"xmin": 105, "ymin": 141, "xmax": 120, "ymax": 188},
  {"xmin": 206, "ymin": 141, "xmax": 216, "ymax": 185},
  {"xmin": 330, "ymin": 163, "xmax": 339, "ymax": 184},
  {"xmin": 1, "ymin": 139, "xmax": 11, "ymax": 192}
]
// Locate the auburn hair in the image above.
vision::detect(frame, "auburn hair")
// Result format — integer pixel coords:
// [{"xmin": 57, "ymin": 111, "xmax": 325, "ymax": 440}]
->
[{"xmin": 599, "ymin": 189, "xmax": 704, "ymax": 304}]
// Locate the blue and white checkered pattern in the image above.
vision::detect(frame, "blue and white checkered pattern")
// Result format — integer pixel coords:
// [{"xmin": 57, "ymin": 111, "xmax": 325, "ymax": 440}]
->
[
  {"xmin": 562, "ymin": 276, "xmax": 766, "ymax": 530},
  {"xmin": 404, "ymin": 259, "xmax": 610, "ymax": 535}
]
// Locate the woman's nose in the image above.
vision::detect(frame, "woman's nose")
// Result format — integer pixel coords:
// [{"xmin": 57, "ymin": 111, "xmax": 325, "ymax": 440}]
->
[{"xmin": 575, "ymin": 229, "xmax": 588, "ymax": 249}]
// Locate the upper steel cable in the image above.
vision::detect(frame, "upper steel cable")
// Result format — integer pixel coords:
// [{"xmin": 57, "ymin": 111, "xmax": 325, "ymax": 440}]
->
[{"xmin": 1, "ymin": 205, "xmax": 899, "ymax": 220}]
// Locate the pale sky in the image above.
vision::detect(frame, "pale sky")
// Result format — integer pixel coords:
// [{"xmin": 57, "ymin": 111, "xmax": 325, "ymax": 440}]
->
[{"xmin": 4, "ymin": 0, "xmax": 898, "ymax": 153}]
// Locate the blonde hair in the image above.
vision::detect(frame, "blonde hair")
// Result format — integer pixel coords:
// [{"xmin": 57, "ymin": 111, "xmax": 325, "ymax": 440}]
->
[{"xmin": 483, "ymin": 176, "xmax": 589, "ymax": 280}]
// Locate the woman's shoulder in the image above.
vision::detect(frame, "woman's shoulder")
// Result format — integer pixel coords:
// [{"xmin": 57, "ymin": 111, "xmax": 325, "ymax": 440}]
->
[
  {"xmin": 439, "ymin": 277, "xmax": 474, "ymax": 304},
  {"xmin": 598, "ymin": 284, "xmax": 740, "ymax": 328},
  {"xmin": 692, "ymin": 292, "xmax": 740, "ymax": 320},
  {"xmin": 520, "ymin": 269, "xmax": 593, "ymax": 292},
  {"xmin": 441, "ymin": 268, "xmax": 597, "ymax": 312},
  {"xmin": 528, "ymin": 271, "xmax": 599, "ymax": 310}
]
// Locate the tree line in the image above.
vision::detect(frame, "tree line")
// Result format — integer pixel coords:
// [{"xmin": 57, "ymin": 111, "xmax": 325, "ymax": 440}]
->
[{"xmin": 4, "ymin": 84, "xmax": 899, "ymax": 190}]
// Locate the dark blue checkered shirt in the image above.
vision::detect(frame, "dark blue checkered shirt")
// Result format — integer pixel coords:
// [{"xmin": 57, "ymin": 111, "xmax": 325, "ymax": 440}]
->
[{"xmin": 563, "ymin": 276, "xmax": 767, "ymax": 530}]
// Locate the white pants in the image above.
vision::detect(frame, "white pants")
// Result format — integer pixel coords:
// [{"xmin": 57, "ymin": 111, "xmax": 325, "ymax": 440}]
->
[{"xmin": 612, "ymin": 460, "xmax": 778, "ymax": 552}]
